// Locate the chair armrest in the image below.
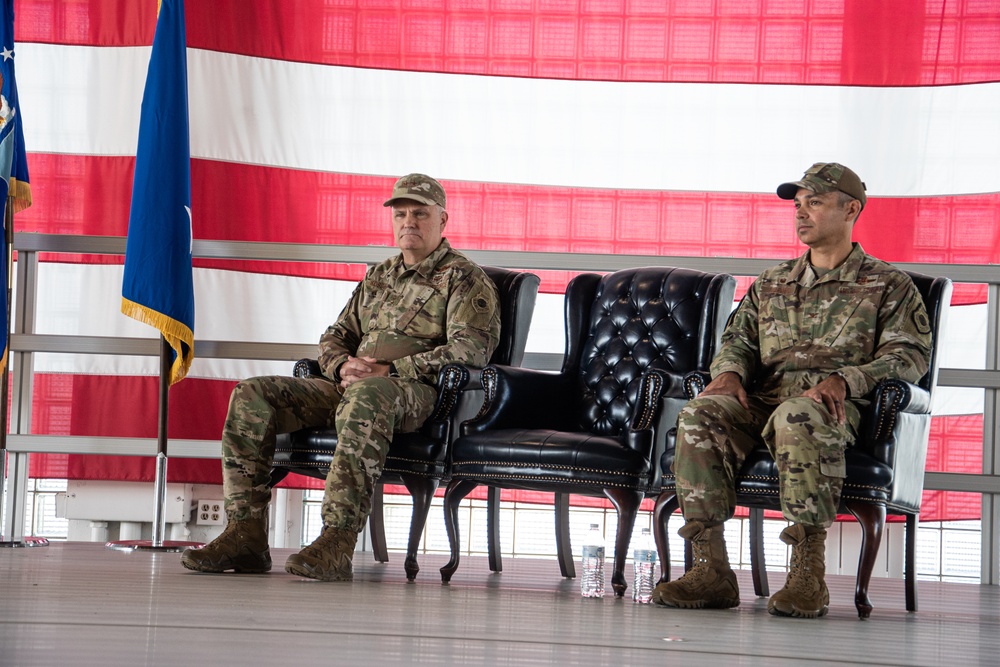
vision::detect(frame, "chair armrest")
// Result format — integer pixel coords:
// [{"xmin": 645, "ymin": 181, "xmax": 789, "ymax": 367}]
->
[
  {"xmin": 626, "ymin": 369, "xmax": 670, "ymax": 457},
  {"xmin": 630, "ymin": 369, "xmax": 670, "ymax": 431},
  {"xmin": 858, "ymin": 379, "xmax": 930, "ymax": 452},
  {"xmin": 461, "ymin": 365, "xmax": 578, "ymax": 435},
  {"xmin": 426, "ymin": 363, "xmax": 473, "ymax": 423},
  {"xmin": 294, "ymin": 358, "xmax": 322, "ymax": 378},
  {"xmin": 683, "ymin": 370, "xmax": 711, "ymax": 399}
]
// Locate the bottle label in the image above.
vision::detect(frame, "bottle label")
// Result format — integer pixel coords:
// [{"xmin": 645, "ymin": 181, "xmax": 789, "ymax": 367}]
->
[
  {"xmin": 581, "ymin": 545, "xmax": 605, "ymax": 560},
  {"xmin": 634, "ymin": 549, "xmax": 657, "ymax": 563}
]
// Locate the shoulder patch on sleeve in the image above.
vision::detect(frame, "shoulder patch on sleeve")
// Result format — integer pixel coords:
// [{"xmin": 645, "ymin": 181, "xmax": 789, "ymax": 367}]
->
[
  {"xmin": 912, "ymin": 310, "xmax": 931, "ymax": 335},
  {"xmin": 472, "ymin": 288, "xmax": 491, "ymax": 314}
]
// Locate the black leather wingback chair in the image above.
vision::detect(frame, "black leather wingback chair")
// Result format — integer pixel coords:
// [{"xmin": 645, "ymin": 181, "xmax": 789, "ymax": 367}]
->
[
  {"xmin": 440, "ymin": 267, "xmax": 736, "ymax": 596},
  {"xmin": 269, "ymin": 266, "xmax": 539, "ymax": 581},
  {"xmin": 654, "ymin": 270, "xmax": 951, "ymax": 618}
]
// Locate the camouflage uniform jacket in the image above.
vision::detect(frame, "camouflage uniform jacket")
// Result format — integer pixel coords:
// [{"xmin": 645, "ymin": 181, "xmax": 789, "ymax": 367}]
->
[
  {"xmin": 711, "ymin": 243, "xmax": 933, "ymax": 404},
  {"xmin": 317, "ymin": 238, "xmax": 501, "ymax": 387}
]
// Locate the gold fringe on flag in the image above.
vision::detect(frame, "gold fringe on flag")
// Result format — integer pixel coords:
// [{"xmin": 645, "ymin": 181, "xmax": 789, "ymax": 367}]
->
[
  {"xmin": 121, "ymin": 297, "xmax": 195, "ymax": 385},
  {"xmin": 8, "ymin": 177, "xmax": 31, "ymax": 213}
]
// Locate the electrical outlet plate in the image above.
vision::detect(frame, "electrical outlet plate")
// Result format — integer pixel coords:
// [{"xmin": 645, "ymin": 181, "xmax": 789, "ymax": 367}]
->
[{"xmin": 196, "ymin": 500, "xmax": 224, "ymax": 525}]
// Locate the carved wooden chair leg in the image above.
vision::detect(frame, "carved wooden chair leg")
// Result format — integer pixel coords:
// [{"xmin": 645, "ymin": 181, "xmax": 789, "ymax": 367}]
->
[
  {"xmin": 555, "ymin": 493, "xmax": 575, "ymax": 578},
  {"xmin": 604, "ymin": 488, "xmax": 643, "ymax": 597},
  {"xmin": 440, "ymin": 478, "xmax": 480, "ymax": 583},
  {"xmin": 748, "ymin": 507, "xmax": 769, "ymax": 597},
  {"xmin": 369, "ymin": 483, "xmax": 389, "ymax": 563},
  {"xmin": 653, "ymin": 492, "xmax": 679, "ymax": 583},
  {"xmin": 905, "ymin": 513, "xmax": 918, "ymax": 612},
  {"xmin": 400, "ymin": 475, "xmax": 439, "ymax": 581},
  {"xmin": 487, "ymin": 486, "xmax": 502, "ymax": 573},
  {"xmin": 845, "ymin": 501, "xmax": 886, "ymax": 619}
]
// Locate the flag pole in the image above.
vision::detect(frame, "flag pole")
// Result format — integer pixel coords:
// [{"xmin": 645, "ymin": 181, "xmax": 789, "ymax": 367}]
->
[
  {"xmin": 0, "ymin": 194, "xmax": 46, "ymax": 547},
  {"xmin": 107, "ymin": 0, "xmax": 199, "ymax": 553},
  {"xmin": 106, "ymin": 335, "xmax": 201, "ymax": 552}
]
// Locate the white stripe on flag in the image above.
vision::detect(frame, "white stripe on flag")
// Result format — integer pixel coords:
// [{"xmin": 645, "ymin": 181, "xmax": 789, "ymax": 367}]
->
[{"xmin": 18, "ymin": 43, "xmax": 1000, "ymax": 197}]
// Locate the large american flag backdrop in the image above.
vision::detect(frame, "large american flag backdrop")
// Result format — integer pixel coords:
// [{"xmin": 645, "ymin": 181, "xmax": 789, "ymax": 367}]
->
[{"xmin": 12, "ymin": 0, "xmax": 1000, "ymax": 521}]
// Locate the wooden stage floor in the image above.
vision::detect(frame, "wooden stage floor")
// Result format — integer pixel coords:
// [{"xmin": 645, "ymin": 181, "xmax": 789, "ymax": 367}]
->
[{"xmin": 1, "ymin": 542, "xmax": 998, "ymax": 666}]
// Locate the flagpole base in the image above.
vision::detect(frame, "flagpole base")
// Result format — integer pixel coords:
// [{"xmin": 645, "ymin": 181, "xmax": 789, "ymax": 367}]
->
[
  {"xmin": 0, "ymin": 536, "xmax": 50, "ymax": 548},
  {"xmin": 106, "ymin": 539, "xmax": 204, "ymax": 553}
]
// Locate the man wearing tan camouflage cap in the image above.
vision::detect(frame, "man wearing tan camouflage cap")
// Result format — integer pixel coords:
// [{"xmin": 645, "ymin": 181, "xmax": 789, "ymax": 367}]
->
[
  {"xmin": 182, "ymin": 173, "xmax": 500, "ymax": 581},
  {"xmin": 653, "ymin": 163, "xmax": 932, "ymax": 618}
]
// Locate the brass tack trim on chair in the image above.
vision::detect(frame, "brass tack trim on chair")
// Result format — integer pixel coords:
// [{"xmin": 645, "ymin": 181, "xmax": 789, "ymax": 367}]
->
[
  {"xmin": 382, "ymin": 467, "xmax": 436, "ymax": 478},
  {"xmin": 429, "ymin": 364, "xmax": 469, "ymax": 422},
  {"xmin": 873, "ymin": 381, "xmax": 905, "ymax": 442},
  {"xmin": 740, "ymin": 474, "xmax": 778, "ymax": 482},
  {"xmin": 633, "ymin": 372, "xmax": 664, "ymax": 430},
  {"xmin": 451, "ymin": 472, "xmax": 637, "ymax": 489},
  {"xmin": 454, "ymin": 461, "xmax": 635, "ymax": 476},
  {"xmin": 273, "ymin": 447, "xmax": 331, "ymax": 456},
  {"xmin": 385, "ymin": 455, "xmax": 440, "ymax": 466},
  {"xmin": 473, "ymin": 367, "xmax": 499, "ymax": 421}
]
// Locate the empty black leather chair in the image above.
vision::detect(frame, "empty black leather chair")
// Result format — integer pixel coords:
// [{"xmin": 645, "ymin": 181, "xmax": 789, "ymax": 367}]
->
[
  {"xmin": 440, "ymin": 266, "xmax": 735, "ymax": 596},
  {"xmin": 269, "ymin": 266, "xmax": 539, "ymax": 580},
  {"xmin": 654, "ymin": 270, "xmax": 951, "ymax": 618}
]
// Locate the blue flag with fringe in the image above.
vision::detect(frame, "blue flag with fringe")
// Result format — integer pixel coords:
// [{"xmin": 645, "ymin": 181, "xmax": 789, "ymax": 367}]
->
[
  {"xmin": 0, "ymin": 0, "xmax": 30, "ymax": 375},
  {"xmin": 121, "ymin": 0, "xmax": 194, "ymax": 384}
]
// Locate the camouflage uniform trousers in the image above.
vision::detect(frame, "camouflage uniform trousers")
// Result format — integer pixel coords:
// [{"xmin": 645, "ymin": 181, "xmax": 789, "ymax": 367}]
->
[
  {"xmin": 673, "ymin": 394, "xmax": 860, "ymax": 529},
  {"xmin": 221, "ymin": 375, "xmax": 437, "ymax": 533}
]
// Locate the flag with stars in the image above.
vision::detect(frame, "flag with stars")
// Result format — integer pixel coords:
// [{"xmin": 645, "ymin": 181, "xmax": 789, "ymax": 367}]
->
[
  {"xmin": 0, "ymin": 0, "xmax": 29, "ymax": 214},
  {"xmin": 0, "ymin": 0, "xmax": 29, "ymax": 374},
  {"xmin": 120, "ymin": 0, "xmax": 195, "ymax": 384}
]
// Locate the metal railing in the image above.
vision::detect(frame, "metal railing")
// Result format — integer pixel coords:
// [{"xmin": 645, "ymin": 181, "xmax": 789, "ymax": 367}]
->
[{"xmin": 3, "ymin": 232, "xmax": 999, "ymax": 582}]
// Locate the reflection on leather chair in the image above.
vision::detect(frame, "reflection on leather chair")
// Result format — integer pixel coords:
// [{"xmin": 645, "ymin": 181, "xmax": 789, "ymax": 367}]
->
[
  {"xmin": 268, "ymin": 266, "xmax": 539, "ymax": 580},
  {"xmin": 440, "ymin": 267, "xmax": 736, "ymax": 596},
  {"xmin": 654, "ymin": 271, "xmax": 951, "ymax": 618}
]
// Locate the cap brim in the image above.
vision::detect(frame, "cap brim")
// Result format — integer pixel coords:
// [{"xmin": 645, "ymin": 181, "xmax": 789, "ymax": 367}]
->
[
  {"xmin": 776, "ymin": 181, "xmax": 808, "ymax": 200},
  {"xmin": 383, "ymin": 194, "xmax": 440, "ymax": 207}
]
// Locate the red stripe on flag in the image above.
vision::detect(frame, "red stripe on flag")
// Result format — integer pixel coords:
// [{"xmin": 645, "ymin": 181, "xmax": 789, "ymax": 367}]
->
[
  {"xmin": 17, "ymin": 152, "xmax": 999, "ymax": 303},
  {"xmin": 16, "ymin": 0, "xmax": 1000, "ymax": 85}
]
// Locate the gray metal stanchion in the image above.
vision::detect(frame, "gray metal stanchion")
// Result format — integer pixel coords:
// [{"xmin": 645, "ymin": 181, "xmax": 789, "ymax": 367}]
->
[
  {"xmin": 0, "ymin": 194, "xmax": 47, "ymax": 548},
  {"xmin": 106, "ymin": 336, "xmax": 203, "ymax": 553}
]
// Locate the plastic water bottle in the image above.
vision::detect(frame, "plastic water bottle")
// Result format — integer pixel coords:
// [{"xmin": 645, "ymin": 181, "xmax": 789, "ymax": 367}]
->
[
  {"xmin": 580, "ymin": 523, "xmax": 606, "ymax": 598},
  {"xmin": 631, "ymin": 527, "xmax": 657, "ymax": 604}
]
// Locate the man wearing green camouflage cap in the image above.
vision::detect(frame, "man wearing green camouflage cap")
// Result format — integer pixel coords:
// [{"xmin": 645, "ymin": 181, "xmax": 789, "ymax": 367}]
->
[
  {"xmin": 181, "ymin": 173, "xmax": 501, "ymax": 581},
  {"xmin": 653, "ymin": 162, "xmax": 932, "ymax": 618}
]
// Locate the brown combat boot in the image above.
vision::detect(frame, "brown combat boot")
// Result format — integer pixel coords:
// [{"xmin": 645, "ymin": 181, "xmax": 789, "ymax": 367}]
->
[
  {"xmin": 180, "ymin": 515, "xmax": 271, "ymax": 573},
  {"xmin": 768, "ymin": 524, "xmax": 829, "ymax": 618},
  {"xmin": 284, "ymin": 526, "xmax": 357, "ymax": 581},
  {"xmin": 652, "ymin": 520, "xmax": 740, "ymax": 609}
]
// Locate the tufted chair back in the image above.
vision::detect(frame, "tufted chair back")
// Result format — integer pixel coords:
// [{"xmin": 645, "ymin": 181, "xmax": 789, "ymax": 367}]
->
[
  {"xmin": 441, "ymin": 266, "xmax": 736, "ymax": 595},
  {"xmin": 568, "ymin": 267, "xmax": 736, "ymax": 438}
]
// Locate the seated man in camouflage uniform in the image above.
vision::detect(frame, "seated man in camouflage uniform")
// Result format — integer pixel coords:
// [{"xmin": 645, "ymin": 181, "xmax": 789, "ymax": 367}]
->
[
  {"xmin": 652, "ymin": 163, "xmax": 933, "ymax": 618},
  {"xmin": 181, "ymin": 174, "xmax": 501, "ymax": 581}
]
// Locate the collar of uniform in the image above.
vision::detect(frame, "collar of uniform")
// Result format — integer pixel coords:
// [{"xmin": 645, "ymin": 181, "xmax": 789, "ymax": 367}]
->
[
  {"xmin": 788, "ymin": 242, "xmax": 865, "ymax": 285},
  {"xmin": 391, "ymin": 238, "xmax": 453, "ymax": 278}
]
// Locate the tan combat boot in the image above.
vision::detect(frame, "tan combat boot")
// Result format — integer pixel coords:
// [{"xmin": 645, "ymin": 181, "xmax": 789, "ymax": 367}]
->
[
  {"xmin": 652, "ymin": 520, "xmax": 740, "ymax": 609},
  {"xmin": 284, "ymin": 526, "xmax": 357, "ymax": 581},
  {"xmin": 180, "ymin": 515, "xmax": 271, "ymax": 573},
  {"xmin": 768, "ymin": 524, "xmax": 829, "ymax": 618}
]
